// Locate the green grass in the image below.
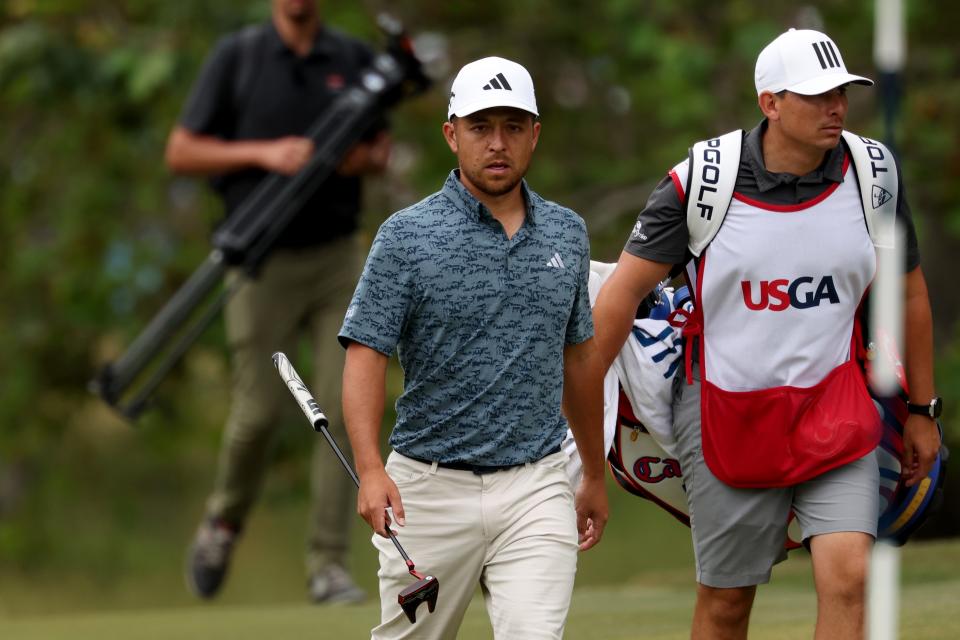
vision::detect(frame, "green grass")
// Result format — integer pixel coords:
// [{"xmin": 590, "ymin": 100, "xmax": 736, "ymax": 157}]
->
[
  {"xmin": 3, "ymin": 551, "xmax": 959, "ymax": 639},
  {"xmin": 2, "ymin": 479, "xmax": 959, "ymax": 639}
]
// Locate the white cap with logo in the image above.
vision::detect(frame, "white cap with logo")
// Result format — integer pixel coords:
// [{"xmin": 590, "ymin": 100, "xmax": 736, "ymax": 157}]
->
[
  {"xmin": 754, "ymin": 28, "xmax": 874, "ymax": 95},
  {"xmin": 447, "ymin": 56, "xmax": 539, "ymax": 119}
]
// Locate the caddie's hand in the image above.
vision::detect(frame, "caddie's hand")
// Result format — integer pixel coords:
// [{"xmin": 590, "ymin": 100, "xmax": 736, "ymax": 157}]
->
[
  {"xmin": 901, "ymin": 413, "xmax": 941, "ymax": 487},
  {"xmin": 261, "ymin": 136, "xmax": 315, "ymax": 175},
  {"xmin": 357, "ymin": 467, "xmax": 406, "ymax": 538},
  {"xmin": 574, "ymin": 474, "xmax": 608, "ymax": 551}
]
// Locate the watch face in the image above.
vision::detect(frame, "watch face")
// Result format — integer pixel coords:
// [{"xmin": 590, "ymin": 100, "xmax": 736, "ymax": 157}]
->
[{"xmin": 932, "ymin": 397, "xmax": 943, "ymax": 418}]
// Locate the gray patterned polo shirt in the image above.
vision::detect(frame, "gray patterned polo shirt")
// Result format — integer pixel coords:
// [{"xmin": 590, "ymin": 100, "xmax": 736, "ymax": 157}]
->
[{"xmin": 339, "ymin": 170, "xmax": 593, "ymax": 466}]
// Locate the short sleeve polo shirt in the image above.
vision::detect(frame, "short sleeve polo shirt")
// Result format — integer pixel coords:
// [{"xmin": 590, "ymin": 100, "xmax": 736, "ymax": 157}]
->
[{"xmin": 339, "ymin": 171, "xmax": 593, "ymax": 466}]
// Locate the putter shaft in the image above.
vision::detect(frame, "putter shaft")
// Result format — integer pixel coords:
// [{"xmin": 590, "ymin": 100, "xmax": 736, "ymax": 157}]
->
[
  {"xmin": 273, "ymin": 352, "xmax": 440, "ymax": 623},
  {"xmin": 272, "ymin": 352, "xmax": 425, "ymax": 575}
]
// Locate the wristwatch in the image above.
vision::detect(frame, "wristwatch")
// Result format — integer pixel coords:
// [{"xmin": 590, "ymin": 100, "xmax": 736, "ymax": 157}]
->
[{"xmin": 907, "ymin": 396, "xmax": 943, "ymax": 419}]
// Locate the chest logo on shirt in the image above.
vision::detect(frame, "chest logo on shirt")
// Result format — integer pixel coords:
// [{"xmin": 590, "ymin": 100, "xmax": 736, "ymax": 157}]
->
[
  {"xmin": 741, "ymin": 276, "xmax": 840, "ymax": 311},
  {"xmin": 546, "ymin": 252, "xmax": 566, "ymax": 269}
]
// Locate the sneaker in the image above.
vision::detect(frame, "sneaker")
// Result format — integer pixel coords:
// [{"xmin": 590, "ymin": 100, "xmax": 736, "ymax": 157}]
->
[
  {"xmin": 309, "ymin": 564, "xmax": 366, "ymax": 604},
  {"xmin": 186, "ymin": 518, "xmax": 239, "ymax": 599}
]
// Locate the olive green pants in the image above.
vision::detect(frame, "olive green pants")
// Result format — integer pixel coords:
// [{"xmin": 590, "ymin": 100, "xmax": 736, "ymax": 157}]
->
[{"xmin": 207, "ymin": 236, "xmax": 362, "ymax": 575}]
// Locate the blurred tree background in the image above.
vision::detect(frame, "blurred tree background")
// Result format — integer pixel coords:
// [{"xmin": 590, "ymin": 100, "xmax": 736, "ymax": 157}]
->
[{"xmin": 0, "ymin": 0, "xmax": 957, "ymax": 615}]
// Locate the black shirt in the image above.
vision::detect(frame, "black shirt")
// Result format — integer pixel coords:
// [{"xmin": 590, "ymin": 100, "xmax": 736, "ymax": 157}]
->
[
  {"xmin": 179, "ymin": 22, "xmax": 382, "ymax": 249},
  {"xmin": 624, "ymin": 120, "xmax": 920, "ymax": 271}
]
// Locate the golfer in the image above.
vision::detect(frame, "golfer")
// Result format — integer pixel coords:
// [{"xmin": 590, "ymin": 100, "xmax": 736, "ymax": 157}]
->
[
  {"xmin": 339, "ymin": 56, "xmax": 608, "ymax": 639},
  {"xmin": 593, "ymin": 29, "xmax": 940, "ymax": 638}
]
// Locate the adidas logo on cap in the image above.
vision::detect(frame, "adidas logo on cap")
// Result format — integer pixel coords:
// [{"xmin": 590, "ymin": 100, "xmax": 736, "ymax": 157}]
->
[
  {"xmin": 483, "ymin": 73, "xmax": 513, "ymax": 91},
  {"xmin": 754, "ymin": 28, "xmax": 873, "ymax": 96}
]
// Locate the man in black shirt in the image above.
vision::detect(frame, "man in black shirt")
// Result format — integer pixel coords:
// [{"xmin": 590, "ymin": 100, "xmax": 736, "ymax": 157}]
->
[
  {"xmin": 166, "ymin": 0, "xmax": 390, "ymax": 603},
  {"xmin": 593, "ymin": 28, "xmax": 940, "ymax": 639}
]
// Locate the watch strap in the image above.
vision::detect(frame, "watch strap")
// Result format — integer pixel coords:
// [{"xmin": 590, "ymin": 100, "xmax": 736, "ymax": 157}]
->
[{"xmin": 907, "ymin": 397, "xmax": 943, "ymax": 419}]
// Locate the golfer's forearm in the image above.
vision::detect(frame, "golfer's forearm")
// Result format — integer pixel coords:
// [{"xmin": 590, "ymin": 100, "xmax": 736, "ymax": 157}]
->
[
  {"xmin": 563, "ymin": 342, "xmax": 606, "ymax": 480},
  {"xmin": 568, "ymin": 424, "xmax": 605, "ymax": 481},
  {"xmin": 343, "ymin": 343, "xmax": 389, "ymax": 477}
]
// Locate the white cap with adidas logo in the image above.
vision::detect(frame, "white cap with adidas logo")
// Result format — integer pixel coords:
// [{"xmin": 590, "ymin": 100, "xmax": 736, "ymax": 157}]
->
[
  {"xmin": 755, "ymin": 28, "xmax": 874, "ymax": 96},
  {"xmin": 447, "ymin": 56, "xmax": 539, "ymax": 119}
]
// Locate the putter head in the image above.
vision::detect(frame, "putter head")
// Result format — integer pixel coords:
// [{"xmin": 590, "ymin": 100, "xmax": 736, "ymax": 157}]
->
[{"xmin": 397, "ymin": 575, "xmax": 439, "ymax": 623}]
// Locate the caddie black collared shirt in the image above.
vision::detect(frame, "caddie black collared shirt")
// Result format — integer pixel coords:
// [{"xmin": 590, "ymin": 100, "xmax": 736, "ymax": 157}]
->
[
  {"xmin": 179, "ymin": 22, "xmax": 383, "ymax": 249},
  {"xmin": 624, "ymin": 120, "xmax": 920, "ymax": 270}
]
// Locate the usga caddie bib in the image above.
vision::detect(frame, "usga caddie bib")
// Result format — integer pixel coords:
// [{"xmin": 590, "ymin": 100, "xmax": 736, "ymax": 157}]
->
[{"xmin": 681, "ymin": 155, "xmax": 883, "ymax": 487}]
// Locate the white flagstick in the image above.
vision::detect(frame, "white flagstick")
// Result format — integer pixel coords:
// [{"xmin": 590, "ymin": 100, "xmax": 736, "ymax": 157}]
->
[
  {"xmin": 874, "ymin": 0, "xmax": 905, "ymax": 73},
  {"xmin": 865, "ymin": 120, "xmax": 906, "ymax": 640},
  {"xmin": 869, "ymin": 219, "xmax": 905, "ymax": 397},
  {"xmin": 868, "ymin": 541, "xmax": 901, "ymax": 640},
  {"xmin": 867, "ymin": 219, "xmax": 904, "ymax": 640},
  {"xmin": 869, "ymin": 3, "xmax": 907, "ymax": 636}
]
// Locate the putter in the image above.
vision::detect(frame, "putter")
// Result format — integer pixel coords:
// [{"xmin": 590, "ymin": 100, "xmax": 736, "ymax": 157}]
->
[{"xmin": 272, "ymin": 352, "xmax": 439, "ymax": 624}]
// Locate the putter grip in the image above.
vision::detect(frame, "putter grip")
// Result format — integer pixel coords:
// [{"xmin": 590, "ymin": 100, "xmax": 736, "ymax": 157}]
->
[{"xmin": 272, "ymin": 352, "xmax": 328, "ymax": 430}]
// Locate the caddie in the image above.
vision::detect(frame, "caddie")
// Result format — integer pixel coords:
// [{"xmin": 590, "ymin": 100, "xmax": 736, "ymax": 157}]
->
[{"xmin": 593, "ymin": 28, "xmax": 942, "ymax": 639}]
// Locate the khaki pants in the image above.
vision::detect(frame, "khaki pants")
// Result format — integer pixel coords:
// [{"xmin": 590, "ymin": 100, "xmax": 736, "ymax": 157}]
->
[
  {"xmin": 372, "ymin": 451, "xmax": 579, "ymax": 640},
  {"xmin": 207, "ymin": 236, "xmax": 362, "ymax": 575}
]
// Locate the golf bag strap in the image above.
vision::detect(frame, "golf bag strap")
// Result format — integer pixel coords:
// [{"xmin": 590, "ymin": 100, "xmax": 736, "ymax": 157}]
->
[
  {"xmin": 685, "ymin": 130, "xmax": 743, "ymax": 257},
  {"xmin": 841, "ymin": 131, "xmax": 899, "ymax": 249},
  {"xmin": 686, "ymin": 130, "xmax": 898, "ymax": 256}
]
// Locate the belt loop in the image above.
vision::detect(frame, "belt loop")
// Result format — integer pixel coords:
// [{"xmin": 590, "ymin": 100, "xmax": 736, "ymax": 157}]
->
[{"xmin": 429, "ymin": 461, "xmax": 439, "ymax": 474}]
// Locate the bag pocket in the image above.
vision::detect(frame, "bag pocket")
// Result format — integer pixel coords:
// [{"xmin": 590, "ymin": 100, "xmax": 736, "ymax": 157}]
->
[{"xmin": 700, "ymin": 360, "xmax": 882, "ymax": 488}]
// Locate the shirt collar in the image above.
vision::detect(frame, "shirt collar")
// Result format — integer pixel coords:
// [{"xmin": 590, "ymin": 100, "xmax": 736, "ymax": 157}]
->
[
  {"xmin": 743, "ymin": 119, "xmax": 846, "ymax": 192},
  {"xmin": 441, "ymin": 170, "xmax": 537, "ymax": 226}
]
